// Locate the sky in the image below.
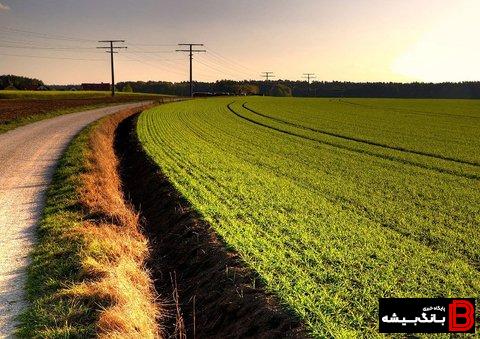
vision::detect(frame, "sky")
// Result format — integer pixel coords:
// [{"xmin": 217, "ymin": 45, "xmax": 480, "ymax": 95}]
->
[{"xmin": 0, "ymin": 0, "xmax": 478, "ymax": 84}]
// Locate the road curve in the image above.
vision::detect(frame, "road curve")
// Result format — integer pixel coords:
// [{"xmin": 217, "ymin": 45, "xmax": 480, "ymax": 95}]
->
[{"xmin": 0, "ymin": 102, "xmax": 149, "ymax": 337}]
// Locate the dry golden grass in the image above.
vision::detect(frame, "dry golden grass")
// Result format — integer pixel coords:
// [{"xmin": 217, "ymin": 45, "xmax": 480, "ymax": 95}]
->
[{"xmin": 65, "ymin": 108, "xmax": 162, "ymax": 338}]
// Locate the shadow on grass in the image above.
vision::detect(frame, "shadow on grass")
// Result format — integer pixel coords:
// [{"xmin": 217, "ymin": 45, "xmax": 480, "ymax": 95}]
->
[{"xmin": 115, "ymin": 114, "xmax": 305, "ymax": 338}]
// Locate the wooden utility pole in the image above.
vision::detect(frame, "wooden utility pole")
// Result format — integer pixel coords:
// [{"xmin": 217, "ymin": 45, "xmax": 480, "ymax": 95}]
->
[
  {"xmin": 97, "ymin": 40, "xmax": 127, "ymax": 96},
  {"xmin": 302, "ymin": 73, "xmax": 316, "ymax": 96},
  {"xmin": 260, "ymin": 72, "xmax": 275, "ymax": 96},
  {"xmin": 260, "ymin": 71, "xmax": 275, "ymax": 81},
  {"xmin": 302, "ymin": 73, "xmax": 316, "ymax": 84},
  {"xmin": 176, "ymin": 43, "xmax": 206, "ymax": 97}
]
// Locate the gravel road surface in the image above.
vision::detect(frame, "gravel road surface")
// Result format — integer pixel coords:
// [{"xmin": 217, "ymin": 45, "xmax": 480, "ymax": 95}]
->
[{"xmin": 0, "ymin": 102, "xmax": 149, "ymax": 337}]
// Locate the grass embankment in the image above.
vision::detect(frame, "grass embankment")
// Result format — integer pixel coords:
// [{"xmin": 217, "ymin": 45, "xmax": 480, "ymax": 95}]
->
[
  {"xmin": 0, "ymin": 90, "xmax": 176, "ymax": 134},
  {"xmin": 137, "ymin": 97, "xmax": 480, "ymax": 337},
  {"xmin": 18, "ymin": 108, "xmax": 160, "ymax": 338}
]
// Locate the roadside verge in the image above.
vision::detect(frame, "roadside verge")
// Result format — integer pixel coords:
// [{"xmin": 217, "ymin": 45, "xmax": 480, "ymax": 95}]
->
[{"xmin": 17, "ymin": 107, "xmax": 161, "ymax": 338}]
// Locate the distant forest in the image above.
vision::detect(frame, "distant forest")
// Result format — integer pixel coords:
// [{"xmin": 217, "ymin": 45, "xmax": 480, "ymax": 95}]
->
[
  {"xmin": 116, "ymin": 80, "xmax": 480, "ymax": 99},
  {"xmin": 0, "ymin": 75, "xmax": 45, "ymax": 90},
  {"xmin": 2, "ymin": 75, "xmax": 480, "ymax": 99}
]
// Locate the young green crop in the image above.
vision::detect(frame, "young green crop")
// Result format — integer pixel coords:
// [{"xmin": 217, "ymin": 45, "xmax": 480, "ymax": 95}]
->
[{"xmin": 137, "ymin": 97, "xmax": 480, "ymax": 337}]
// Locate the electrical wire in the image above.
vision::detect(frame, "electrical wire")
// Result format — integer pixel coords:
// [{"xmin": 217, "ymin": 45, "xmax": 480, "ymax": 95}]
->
[
  {"xmin": 0, "ymin": 52, "xmax": 105, "ymax": 61},
  {"xmin": 195, "ymin": 54, "xmax": 255, "ymax": 79},
  {"xmin": 0, "ymin": 26, "xmax": 259, "ymax": 82},
  {"xmin": 129, "ymin": 42, "xmax": 177, "ymax": 47},
  {"xmin": 118, "ymin": 53, "xmax": 188, "ymax": 77},
  {"xmin": 207, "ymin": 48, "xmax": 259, "ymax": 73},
  {"xmin": 126, "ymin": 45, "xmax": 190, "ymax": 76},
  {"xmin": 0, "ymin": 26, "xmax": 97, "ymax": 43},
  {"xmin": 0, "ymin": 44, "xmax": 98, "ymax": 51},
  {"xmin": 195, "ymin": 58, "xmax": 245, "ymax": 80}
]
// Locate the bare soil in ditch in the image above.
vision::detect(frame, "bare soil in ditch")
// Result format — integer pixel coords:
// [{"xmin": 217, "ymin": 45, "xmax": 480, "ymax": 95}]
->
[{"xmin": 114, "ymin": 114, "xmax": 306, "ymax": 338}]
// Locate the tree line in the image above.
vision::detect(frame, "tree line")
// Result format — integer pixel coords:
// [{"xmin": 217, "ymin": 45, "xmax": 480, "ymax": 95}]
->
[
  {"xmin": 117, "ymin": 80, "xmax": 480, "ymax": 99},
  {"xmin": 0, "ymin": 75, "xmax": 45, "ymax": 90},
  {"xmin": 2, "ymin": 74, "xmax": 480, "ymax": 99}
]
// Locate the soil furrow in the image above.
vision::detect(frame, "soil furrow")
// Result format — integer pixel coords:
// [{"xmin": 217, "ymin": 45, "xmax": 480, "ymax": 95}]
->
[{"xmin": 115, "ymin": 114, "xmax": 305, "ymax": 338}]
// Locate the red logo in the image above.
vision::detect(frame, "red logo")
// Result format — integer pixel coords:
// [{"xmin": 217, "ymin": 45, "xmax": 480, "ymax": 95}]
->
[{"xmin": 449, "ymin": 299, "xmax": 475, "ymax": 332}]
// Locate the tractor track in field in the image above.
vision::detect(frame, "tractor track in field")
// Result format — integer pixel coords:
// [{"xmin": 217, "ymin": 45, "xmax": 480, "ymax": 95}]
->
[
  {"xmin": 115, "ymin": 114, "xmax": 306, "ymax": 338},
  {"xmin": 241, "ymin": 103, "xmax": 480, "ymax": 167},
  {"xmin": 157, "ymin": 103, "xmax": 479, "ymax": 269},
  {"xmin": 226, "ymin": 103, "xmax": 479, "ymax": 180}
]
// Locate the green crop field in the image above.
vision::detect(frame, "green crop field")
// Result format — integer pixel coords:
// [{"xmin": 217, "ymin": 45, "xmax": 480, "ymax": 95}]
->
[{"xmin": 137, "ymin": 97, "xmax": 480, "ymax": 337}]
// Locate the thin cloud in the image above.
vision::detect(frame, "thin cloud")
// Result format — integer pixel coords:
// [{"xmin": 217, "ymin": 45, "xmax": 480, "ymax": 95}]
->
[{"xmin": 0, "ymin": 2, "xmax": 10, "ymax": 11}]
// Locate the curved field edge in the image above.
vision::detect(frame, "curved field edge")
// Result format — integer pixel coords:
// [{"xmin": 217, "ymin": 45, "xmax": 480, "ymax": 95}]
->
[
  {"xmin": 17, "ymin": 108, "xmax": 160, "ymax": 338},
  {"xmin": 116, "ymin": 114, "xmax": 305, "ymax": 338},
  {"xmin": 0, "ymin": 92, "xmax": 177, "ymax": 135},
  {"xmin": 0, "ymin": 101, "xmax": 124, "ymax": 135},
  {"xmin": 136, "ymin": 98, "xmax": 480, "ymax": 338}
]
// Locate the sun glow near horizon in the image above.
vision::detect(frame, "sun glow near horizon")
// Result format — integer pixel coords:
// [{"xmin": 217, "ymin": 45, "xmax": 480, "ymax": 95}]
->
[{"xmin": 392, "ymin": 0, "xmax": 480, "ymax": 83}]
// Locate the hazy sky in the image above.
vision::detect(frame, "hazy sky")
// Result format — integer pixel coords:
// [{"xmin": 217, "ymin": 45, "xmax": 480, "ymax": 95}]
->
[{"xmin": 0, "ymin": 0, "xmax": 478, "ymax": 84}]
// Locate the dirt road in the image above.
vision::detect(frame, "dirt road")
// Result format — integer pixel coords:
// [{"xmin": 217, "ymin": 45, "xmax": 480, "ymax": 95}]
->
[{"xmin": 0, "ymin": 102, "xmax": 149, "ymax": 337}]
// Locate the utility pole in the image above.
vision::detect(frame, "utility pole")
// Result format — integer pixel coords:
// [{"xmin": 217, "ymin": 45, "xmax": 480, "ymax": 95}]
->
[
  {"xmin": 302, "ymin": 73, "xmax": 316, "ymax": 97},
  {"xmin": 97, "ymin": 40, "xmax": 127, "ymax": 96},
  {"xmin": 260, "ymin": 72, "xmax": 275, "ymax": 81},
  {"xmin": 260, "ymin": 72, "xmax": 275, "ymax": 96},
  {"xmin": 302, "ymin": 73, "xmax": 316, "ymax": 84},
  {"xmin": 176, "ymin": 43, "xmax": 206, "ymax": 97}
]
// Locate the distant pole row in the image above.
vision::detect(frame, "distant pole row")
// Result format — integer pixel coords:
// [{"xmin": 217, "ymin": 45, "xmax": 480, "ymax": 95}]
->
[{"xmin": 96, "ymin": 39, "xmax": 316, "ymax": 97}]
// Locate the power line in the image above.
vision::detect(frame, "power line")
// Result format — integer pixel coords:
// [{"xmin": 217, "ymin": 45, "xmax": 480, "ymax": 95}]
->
[
  {"xmin": 125, "ymin": 49, "xmax": 175, "ymax": 54},
  {"xmin": 127, "ymin": 54, "xmax": 211, "ymax": 81},
  {"xmin": 97, "ymin": 40, "xmax": 127, "ymax": 96},
  {"xmin": 207, "ymin": 48, "xmax": 258, "ymax": 73},
  {"xmin": 0, "ymin": 38, "xmax": 75, "ymax": 46},
  {"xmin": 195, "ymin": 55, "xmax": 251, "ymax": 80},
  {"xmin": 0, "ymin": 26, "xmax": 178, "ymax": 48},
  {"xmin": 176, "ymin": 43, "xmax": 206, "ymax": 97},
  {"xmin": 0, "ymin": 52, "xmax": 104, "ymax": 61},
  {"xmin": 261, "ymin": 71, "xmax": 275, "ymax": 81},
  {"xmin": 0, "ymin": 26, "xmax": 268, "ymax": 83},
  {"xmin": 0, "ymin": 26, "xmax": 97, "ymax": 43},
  {"xmin": 119, "ymin": 53, "xmax": 187, "ymax": 77},
  {"xmin": 125, "ymin": 44, "xmax": 188, "ymax": 76},
  {"xmin": 0, "ymin": 44, "xmax": 97, "ymax": 51},
  {"xmin": 129, "ymin": 42, "xmax": 177, "ymax": 47},
  {"xmin": 196, "ymin": 54, "xmax": 255, "ymax": 79}
]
